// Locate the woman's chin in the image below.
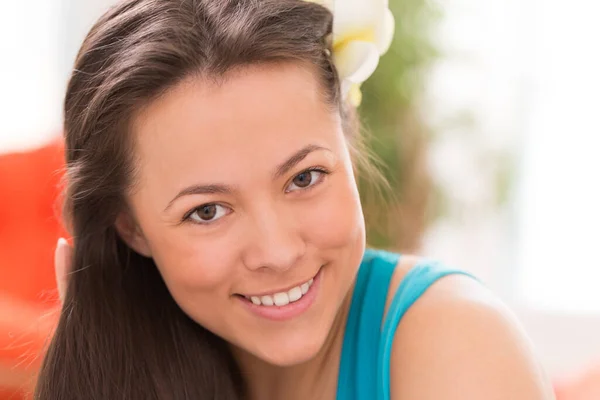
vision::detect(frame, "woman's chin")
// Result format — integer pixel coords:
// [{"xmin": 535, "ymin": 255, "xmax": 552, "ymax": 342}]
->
[
  {"xmin": 258, "ymin": 345, "xmax": 322, "ymax": 367},
  {"xmin": 246, "ymin": 331, "xmax": 328, "ymax": 367}
]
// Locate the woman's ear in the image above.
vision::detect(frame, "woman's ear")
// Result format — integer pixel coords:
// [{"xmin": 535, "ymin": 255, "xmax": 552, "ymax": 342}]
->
[{"xmin": 114, "ymin": 212, "xmax": 152, "ymax": 258}]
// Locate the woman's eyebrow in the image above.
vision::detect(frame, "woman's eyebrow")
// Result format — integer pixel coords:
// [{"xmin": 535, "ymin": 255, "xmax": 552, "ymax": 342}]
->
[
  {"xmin": 273, "ymin": 144, "xmax": 329, "ymax": 179},
  {"xmin": 164, "ymin": 183, "xmax": 235, "ymax": 212}
]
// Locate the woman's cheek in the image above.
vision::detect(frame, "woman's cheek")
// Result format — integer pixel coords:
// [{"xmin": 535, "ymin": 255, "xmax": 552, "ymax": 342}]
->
[
  {"xmin": 151, "ymin": 227, "xmax": 239, "ymax": 291},
  {"xmin": 301, "ymin": 176, "xmax": 364, "ymax": 249}
]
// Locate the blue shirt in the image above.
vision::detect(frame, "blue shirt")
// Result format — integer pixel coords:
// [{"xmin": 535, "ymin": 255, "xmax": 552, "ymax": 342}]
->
[{"xmin": 336, "ymin": 249, "xmax": 475, "ymax": 399}]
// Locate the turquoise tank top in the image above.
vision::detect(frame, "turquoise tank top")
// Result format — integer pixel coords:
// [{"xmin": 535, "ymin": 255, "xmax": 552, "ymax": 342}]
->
[{"xmin": 336, "ymin": 249, "xmax": 475, "ymax": 400}]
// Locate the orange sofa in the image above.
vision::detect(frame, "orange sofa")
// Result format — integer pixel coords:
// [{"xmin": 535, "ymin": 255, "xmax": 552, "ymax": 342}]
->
[{"xmin": 0, "ymin": 140, "xmax": 66, "ymax": 398}]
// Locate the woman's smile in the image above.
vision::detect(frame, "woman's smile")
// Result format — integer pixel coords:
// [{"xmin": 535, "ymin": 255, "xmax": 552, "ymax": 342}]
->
[{"xmin": 236, "ymin": 267, "xmax": 323, "ymax": 321}]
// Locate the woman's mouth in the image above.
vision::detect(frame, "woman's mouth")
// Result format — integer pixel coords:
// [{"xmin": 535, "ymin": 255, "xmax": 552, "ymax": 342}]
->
[
  {"xmin": 242, "ymin": 276, "xmax": 315, "ymax": 307},
  {"xmin": 236, "ymin": 267, "xmax": 322, "ymax": 321}
]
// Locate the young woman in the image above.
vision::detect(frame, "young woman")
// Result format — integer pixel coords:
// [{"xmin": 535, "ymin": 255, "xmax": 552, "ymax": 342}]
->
[{"xmin": 37, "ymin": 0, "xmax": 554, "ymax": 398}]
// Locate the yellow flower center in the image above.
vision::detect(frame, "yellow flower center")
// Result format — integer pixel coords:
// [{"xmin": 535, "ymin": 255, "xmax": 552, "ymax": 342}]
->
[
  {"xmin": 333, "ymin": 28, "xmax": 376, "ymax": 52},
  {"xmin": 348, "ymin": 83, "xmax": 363, "ymax": 107}
]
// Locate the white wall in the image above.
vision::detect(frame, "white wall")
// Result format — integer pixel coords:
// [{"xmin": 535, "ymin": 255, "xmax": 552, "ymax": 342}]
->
[
  {"xmin": 0, "ymin": 1, "xmax": 63, "ymax": 153},
  {"xmin": 0, "ymin": 0, "xmax": 119, "ymax": 154},
  {"xmin": 517, "ymin": 310, "xmax": 600, "ymax": 377},
  {"xmin": 424, "ymin": 0, "xmax": 600, "ymax": 377}
]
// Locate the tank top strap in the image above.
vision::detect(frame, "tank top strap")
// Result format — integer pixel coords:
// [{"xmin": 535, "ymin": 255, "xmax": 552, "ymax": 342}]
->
[
  {"xmin": 376, "ymin": 260, "xmax": 477, "ymax": 400},
  {"xmin": 337, "ymin": 249, "xmax": 400, "ymax": 400}
]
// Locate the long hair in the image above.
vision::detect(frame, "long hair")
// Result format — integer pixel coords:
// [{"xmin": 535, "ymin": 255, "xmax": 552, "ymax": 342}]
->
[{"xmin": 35, "ymin": 0, "xmax": 373, "ymax": 398}]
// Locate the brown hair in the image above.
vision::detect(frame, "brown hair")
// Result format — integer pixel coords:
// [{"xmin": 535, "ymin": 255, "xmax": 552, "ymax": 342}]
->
[{"xmin": 34, "ymin": 0, "xmax": 374, "ymax": 398}]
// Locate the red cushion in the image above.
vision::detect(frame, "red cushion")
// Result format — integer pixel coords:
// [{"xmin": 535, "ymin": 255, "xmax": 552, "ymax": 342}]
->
[{"xmin": 0, "ymin": 140, "xmax": 66, "ymax": 398}]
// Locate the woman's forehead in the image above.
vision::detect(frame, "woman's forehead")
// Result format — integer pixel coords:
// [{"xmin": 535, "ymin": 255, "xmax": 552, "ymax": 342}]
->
[{"xmin": 130, "ymin": 63, "xmax": 344, "ymax": 184}]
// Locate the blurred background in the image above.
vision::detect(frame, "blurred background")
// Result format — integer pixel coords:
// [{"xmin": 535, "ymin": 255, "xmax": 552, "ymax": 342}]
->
[{"xmin": 1, "ymin": 0, "xmax": 599, "ymax": 398}]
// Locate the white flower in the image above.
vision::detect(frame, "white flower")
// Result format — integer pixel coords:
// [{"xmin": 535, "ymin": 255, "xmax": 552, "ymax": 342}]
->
[{"xmin": 306, "ymin": 0, "xmax": 395, "ymax": 106}]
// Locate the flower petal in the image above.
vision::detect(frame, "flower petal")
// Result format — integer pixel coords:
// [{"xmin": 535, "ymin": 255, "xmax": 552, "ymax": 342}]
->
[
  {"xmin": 375, "ymin": 8, "xmax": 395, "ymax": 55},
  {"xmin": 333, "ymin": 41, "xmax": 380, "ymax": 83},
  {"xmin": 341, "ymin": 80, "xmax": 352, "ymax": 98},
  {"xmin": 348, "ymin": 83, "xmax": 363, "ymax": 107},
  {"xmin": 332, "ymin": 0, "xmax": 388, "ymax": 39},
  {"xmin": 340, "ymin": 82, "xmax": 363, "ymax": 107}
]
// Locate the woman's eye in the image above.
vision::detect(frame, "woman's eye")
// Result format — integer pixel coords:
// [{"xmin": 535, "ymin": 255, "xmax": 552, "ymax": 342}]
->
[
  {"xmin": 187, "ymin": 204, "xmax": 229, "ymax": 224},
  {"xmin": 286, "ymin": 169, "xmax": 326, "ymax": 192}
]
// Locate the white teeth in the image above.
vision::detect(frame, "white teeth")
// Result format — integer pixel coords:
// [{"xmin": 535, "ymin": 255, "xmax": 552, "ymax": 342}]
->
[
  {"xmin": 273, "ymin": 292, "xmax": 290, "ymax": 306},
  {"xmin": 261, "ymin": 295, "xmax": 274, "ymax": 306},
  {"xmin": 288, "ymin": 286, "xmax": 302, "ymax": 302},
  {"xmin": 247, "ymin": 275, "xmax": 316, "ymax": 307},
  {"xmin": 300, "ymin": 282, "xmax": 309, "ymax": 295}
]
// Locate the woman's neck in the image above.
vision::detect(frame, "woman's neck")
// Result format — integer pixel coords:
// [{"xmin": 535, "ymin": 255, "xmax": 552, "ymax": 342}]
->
[{"xmin": 231, "ymin": 292, "xmax": 353, "ymax": 400}]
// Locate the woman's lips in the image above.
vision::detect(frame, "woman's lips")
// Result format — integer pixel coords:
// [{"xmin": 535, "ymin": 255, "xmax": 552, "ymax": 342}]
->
[{"xmin": 237, "ymin": 267, "xmax": 323, "ymax": 321}]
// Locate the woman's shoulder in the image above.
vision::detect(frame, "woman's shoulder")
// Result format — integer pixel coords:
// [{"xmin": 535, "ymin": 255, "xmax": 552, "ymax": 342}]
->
[
  {"xmin": 381, "ymin": 254, "xmax": 479, "ymax": 318},
  {"xmin": 384, "ymin": 255, "xmax": 554, "ymax": 399}
]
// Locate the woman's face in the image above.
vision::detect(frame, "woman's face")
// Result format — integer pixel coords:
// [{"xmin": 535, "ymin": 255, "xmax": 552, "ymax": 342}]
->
[{"xmin": 127, "ymin": 63, "xmax": 365, "ymax": 366}]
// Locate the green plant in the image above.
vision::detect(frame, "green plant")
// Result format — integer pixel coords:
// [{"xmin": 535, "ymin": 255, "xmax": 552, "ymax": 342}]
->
[{"xmin": 359, "ymin": 0, "xmax": 441, "ymax": 251}]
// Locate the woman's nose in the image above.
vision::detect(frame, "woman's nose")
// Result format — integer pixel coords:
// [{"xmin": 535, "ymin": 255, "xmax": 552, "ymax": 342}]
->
[{"xmin": 241, "ymin": 208, "xmax": 306, "ymax": 273}]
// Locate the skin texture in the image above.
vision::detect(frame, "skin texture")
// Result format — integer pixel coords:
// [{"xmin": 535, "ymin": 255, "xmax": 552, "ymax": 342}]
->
[{"xmin": 54, "ymin": 63, "xmax": 554, "ymax": 399}]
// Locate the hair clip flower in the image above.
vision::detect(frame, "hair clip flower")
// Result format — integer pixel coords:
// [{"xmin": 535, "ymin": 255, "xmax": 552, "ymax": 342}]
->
[{"xmin": 306, "ymin": 0, "xmax": 395, "ymax": 106}]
